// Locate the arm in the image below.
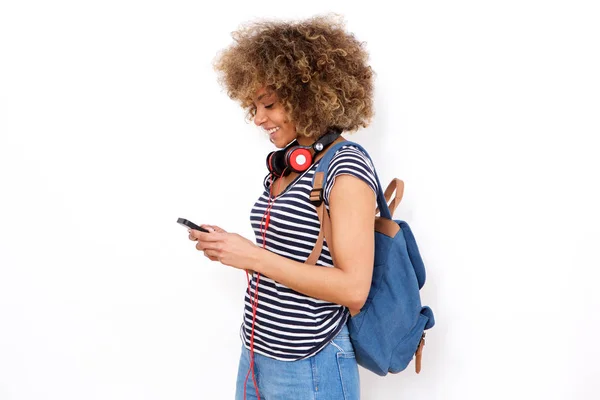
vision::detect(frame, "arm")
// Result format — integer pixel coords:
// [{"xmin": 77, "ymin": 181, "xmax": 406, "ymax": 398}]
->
[
  {"xmin": 251, "ymin": 174, "xmax": 376, "ymax": 313},
  {"xmin": 191, "ymin": 174, "xmax": 376, "ymax": 313}
]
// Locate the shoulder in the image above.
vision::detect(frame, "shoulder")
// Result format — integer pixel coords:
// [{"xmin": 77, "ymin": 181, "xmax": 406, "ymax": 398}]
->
[
  {"xmin": 323, "ymin": 144, "xmax": 378, "ymax": 203},
  {"xmin": 328, "ymin": 145, "xmax": 376, "ymax": 172}
]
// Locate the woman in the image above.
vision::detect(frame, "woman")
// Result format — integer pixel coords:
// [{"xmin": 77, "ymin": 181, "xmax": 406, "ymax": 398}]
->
[{"xmin": 189, "ymin": 14, "xmax": 378, "ymax": 400}]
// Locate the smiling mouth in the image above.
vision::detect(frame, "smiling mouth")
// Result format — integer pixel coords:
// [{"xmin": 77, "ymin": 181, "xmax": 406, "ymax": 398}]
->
[{"xmin": 264, "ymin": 127, "xmax": 280, "ymax": 135}]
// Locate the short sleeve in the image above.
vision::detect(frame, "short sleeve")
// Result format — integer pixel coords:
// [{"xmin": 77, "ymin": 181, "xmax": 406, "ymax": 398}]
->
[{"xmin": 323, "ymin": 145, "xmax": 378, "ymax": 206}]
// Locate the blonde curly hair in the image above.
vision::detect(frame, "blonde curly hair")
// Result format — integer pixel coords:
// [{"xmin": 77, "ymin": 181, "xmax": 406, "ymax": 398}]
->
[{"xmin": 213, "ymin": 14, "xmax": 375, "ymax": 139}]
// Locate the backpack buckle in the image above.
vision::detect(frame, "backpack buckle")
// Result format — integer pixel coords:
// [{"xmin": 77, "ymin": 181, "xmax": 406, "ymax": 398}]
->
[{"xmin": 310, "ymin": 188, "xmax": 323, "ymax": 206}]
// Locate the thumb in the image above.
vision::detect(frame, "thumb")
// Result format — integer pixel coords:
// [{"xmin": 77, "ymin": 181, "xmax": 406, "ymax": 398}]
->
[{"xmin": 201, "ymin": 224, "xmax": 217, "ymax": 233}]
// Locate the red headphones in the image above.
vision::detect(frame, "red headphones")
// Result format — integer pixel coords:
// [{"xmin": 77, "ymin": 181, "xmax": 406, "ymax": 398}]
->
[{"xmin": 265, "ymin": 128, "xmax": 342, "ymax": 177}]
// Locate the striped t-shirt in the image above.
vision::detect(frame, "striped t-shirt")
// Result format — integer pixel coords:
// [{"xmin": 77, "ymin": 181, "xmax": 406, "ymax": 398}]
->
[{"xmin": 240, "ymin": 144, "xmax": 378, "ymax": 361}]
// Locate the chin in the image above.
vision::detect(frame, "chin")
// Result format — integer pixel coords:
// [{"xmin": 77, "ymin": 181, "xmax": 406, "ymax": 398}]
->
[
  {"xmin": 278, "ymin": 136, "xmax": 296, "ymax": 149},
  {"xmin": 270, "ymin": 139, "xmax": 287, "ymax": 149}
]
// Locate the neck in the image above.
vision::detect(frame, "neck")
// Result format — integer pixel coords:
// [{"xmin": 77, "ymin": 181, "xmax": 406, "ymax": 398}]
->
[
  {"xmin": 296, "ymin": 127, "xmax": 343, "ymax": 147},
  {"xmin": 296, "ymin": 136, "xmax": 314, "ymax": 147}
]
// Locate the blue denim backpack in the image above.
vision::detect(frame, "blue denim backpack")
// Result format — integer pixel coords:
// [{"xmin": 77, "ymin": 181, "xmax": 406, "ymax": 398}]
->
[{"xmin": 307, "ymin": 140, "xmax": 435, "ymax": 376}]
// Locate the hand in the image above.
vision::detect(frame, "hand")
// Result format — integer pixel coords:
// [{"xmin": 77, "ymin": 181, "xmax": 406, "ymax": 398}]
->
[
  {"xmin": 188, "ymin": 227, "xmax": 260, "ymax": 271},
  {"xmin": 188, "ymin": 224, "xmax": 221, "ymax": 262}
]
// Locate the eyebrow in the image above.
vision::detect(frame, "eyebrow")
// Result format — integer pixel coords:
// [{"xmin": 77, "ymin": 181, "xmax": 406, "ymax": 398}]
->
[{"xmin": 256, "ymin": 91, "xmax": 274, "ymax": 103}]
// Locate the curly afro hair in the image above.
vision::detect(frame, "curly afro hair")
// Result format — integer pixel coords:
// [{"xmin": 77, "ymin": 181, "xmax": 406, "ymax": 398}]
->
[{"xmin": 213, "ymin": 14, "xmax": 375, "ymax": 139}]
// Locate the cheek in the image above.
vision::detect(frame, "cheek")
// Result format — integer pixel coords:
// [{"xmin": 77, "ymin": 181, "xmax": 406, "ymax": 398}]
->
[
  {"xmin": 281, "ymin": 116, "xmax": 293, "ymax": 131},
  {"xmin": 283, "ymin": 124, "xmax": 296, "ymax": 139}
]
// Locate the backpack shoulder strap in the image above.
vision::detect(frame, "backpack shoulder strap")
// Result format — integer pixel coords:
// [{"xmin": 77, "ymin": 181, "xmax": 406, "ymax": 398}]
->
[
  {"xmin": 305, "ymin": 141, "xmax": 394, "ymax": 265},
  {"xmin": 311, "ymin": 141, "xmax": 392, "ymax": 220},
  {"xmin": 377, "ymin": 178, "xmax": 404, "ymax": 216}
]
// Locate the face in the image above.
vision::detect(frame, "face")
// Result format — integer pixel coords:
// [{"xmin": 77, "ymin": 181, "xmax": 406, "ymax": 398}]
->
[{"xmin": 252, "ymin": 87, "xmax": 298, "ymax": 149}]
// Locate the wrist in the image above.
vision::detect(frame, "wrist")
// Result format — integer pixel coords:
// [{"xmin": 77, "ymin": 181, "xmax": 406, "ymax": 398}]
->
[{"xmin": 250, "ymin": 245, "xmax": 266, "ymax": 274}]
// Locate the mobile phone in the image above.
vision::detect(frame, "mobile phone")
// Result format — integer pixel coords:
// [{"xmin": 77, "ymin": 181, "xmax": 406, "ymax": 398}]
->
[{"xmin": 177, "ymin": 218, "xmax": 209, "ymax": 233}]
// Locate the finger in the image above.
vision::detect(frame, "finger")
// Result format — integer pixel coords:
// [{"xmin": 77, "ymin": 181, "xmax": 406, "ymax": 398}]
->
[
  {"xmin": 188, "ymin": 229, "xmax": 214, "ymax": 241},
  {"xmin": 204, "ymin": 249, "xmax": 221, "ymax": 261},
  {"xmin": 202, "ymin": 224, "xmax": 226, "ymax": 233},
  {"xmin": 196, "ymin": 241, "xmax": 217, "ymax": 251},
  {"xmin": 188, "ymin": 230, "xmax": 198, "ymax": 241},
  {"xmin": 191, "ymin": 231, "xmax": 226, "ymax": 242},
  {"xmin": 201, "ymin": 225, "xmax": 216, "ymax": 233},
  {"xmin": 204, "ymin": 252, "xmax": 219, "ymax": 262},
  {"xmin": 195, "ymin": 237, "xmax": 222, "ymax": 252}
]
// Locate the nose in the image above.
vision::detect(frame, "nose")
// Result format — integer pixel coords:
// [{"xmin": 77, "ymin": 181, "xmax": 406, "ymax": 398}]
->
[{"xmin": 254, "ymin": 107, "xmax": 267, "ymax": 126}]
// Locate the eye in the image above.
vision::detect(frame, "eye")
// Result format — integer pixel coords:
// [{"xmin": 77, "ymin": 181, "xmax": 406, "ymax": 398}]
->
[{"xmin": 264, "ymin": 103, "xmax": 275, "ymax": 109}]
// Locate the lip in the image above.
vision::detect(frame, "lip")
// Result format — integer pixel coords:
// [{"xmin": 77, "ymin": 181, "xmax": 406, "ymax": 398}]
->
[{"xmin": 263, "ymin": 126, "xmax": 280, "ymax": 134}]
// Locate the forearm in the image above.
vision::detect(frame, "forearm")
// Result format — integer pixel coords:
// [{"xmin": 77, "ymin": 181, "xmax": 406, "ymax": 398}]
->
[{"xmin": 250, "ymin": 247, "xmax": 366, "ymax": 312}]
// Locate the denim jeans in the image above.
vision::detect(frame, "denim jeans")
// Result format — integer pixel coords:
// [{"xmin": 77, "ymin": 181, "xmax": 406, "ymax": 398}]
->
[{"xmin": 235, "ymin": 324, "xmax": 360, "ymax": 400}]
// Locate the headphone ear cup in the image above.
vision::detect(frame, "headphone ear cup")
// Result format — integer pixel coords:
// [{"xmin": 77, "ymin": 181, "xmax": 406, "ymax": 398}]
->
[
  {"xmin": 286, "ymin": 147, "xmax": 313, "ymax": 173},
  {"xmin": 266, "ymin": 150, "xmax": 287, "ymax": 176}
]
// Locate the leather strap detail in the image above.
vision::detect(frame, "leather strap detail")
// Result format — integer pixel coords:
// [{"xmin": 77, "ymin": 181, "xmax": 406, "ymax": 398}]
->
[
  {"xmin": 313, "ymin": 171, "xmax": 325, "ymax": 190},
  {"xmin": 306, "ymin": 201, "xmax": 334, "ymax": 265},
  {"xmin": 305, "ymin": 229, "xmax": 325, "ymax": 265},
  {"xmin": 376, "ymin": 178, "xmax": 405, "ymax": 216},
  {"xmin": 415, "ymin": 332, "xmax": 426, "ymax": 374},
  {"xmin": 375, "ymin": 217, "xmax": 400, "ymax": 238},
  {"xmin": 321, "ymin": 204, "xmax": 334, "ymax": 265},
  {"xmin": 310, "ymin": 172, "xmax": 325, "ymax": 205}
]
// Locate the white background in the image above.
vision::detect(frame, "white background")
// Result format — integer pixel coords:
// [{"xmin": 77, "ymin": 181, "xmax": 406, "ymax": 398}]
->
[{"xmin": 1, "ymin": 1, "xmax": 599, "ymax": 399}]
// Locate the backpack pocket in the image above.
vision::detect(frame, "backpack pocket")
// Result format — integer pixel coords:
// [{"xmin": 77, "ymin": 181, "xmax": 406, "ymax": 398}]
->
[{"xmin": 388, "ymin": 312, "xmax": 429, "ymax": 373}]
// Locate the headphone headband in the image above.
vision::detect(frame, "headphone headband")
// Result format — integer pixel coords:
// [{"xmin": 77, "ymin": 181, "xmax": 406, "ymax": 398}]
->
[{"xmin": 312, "ymin": 128, "xmax": 342, "ymax": 153}]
